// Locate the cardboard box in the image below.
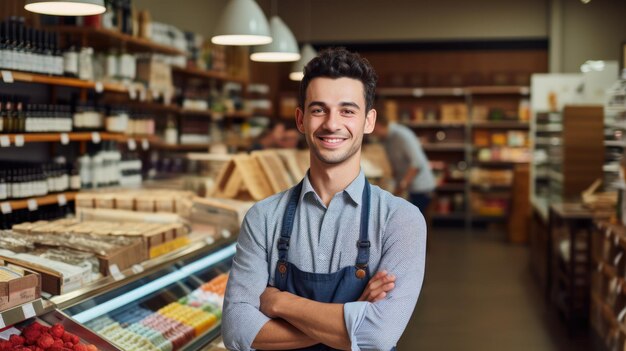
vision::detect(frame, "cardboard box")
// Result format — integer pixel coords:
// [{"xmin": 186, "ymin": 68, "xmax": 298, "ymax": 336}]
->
[
  {"xmin": 0, "ymin": 266, "xmax": 41, "ymax": 311},
  {"xmin": 1, "ymin": 255, "xmax": 91, "ymax": 296}
]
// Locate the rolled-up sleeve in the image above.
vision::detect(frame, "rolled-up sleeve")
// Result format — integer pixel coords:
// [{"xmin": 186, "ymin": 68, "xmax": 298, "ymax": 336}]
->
[
  {"xmin": 223, "ymin": 205, "xmax": 271, "ymax": 351},
  {"xmin": 344, "ymin": 203, "xmax": 427, "ymax": 350}
]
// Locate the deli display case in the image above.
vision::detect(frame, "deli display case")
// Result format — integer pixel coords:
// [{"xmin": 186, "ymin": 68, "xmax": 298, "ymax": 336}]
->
[{"xmin": 2, "ymin": 236, "xmax": 236, "ymax": 351}]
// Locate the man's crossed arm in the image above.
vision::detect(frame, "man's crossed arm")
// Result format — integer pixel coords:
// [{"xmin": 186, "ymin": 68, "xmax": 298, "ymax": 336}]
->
[{"xmin": 251, "ymin": 271, "xmax": 396, "ymax": 350}]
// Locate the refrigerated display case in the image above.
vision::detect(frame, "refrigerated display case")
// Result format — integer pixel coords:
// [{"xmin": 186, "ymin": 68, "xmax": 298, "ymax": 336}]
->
[{"xmin": 3, "ymin": 236, "xmax": 237, "ymax": 351}]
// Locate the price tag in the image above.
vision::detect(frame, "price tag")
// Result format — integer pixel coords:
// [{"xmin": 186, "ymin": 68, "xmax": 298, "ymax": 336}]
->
[
  {"xmin": 221, "ymin": 229, "xmax": 231, "ymax": 239},
  {"xmin": 57, "ymin": 194, "xmax": 67, "ymax": 206},
  {"xmin": 128, "ymin": 86, "xmax": 137, "ymax": 100},
  {"xmin": 95, "ymin": 82, "xmax": 104, "ymax": 93},
  {"xmin": 60, "ymin": 133, "xmax": 70, "ymax": 145},
  {"xmin": 127, "ymin": 138, "xmax": 137, "ymax": 150},
  {"xmin": 91, "ymin": 132, "xmax": 101, "ymax": 144},
  {"xmin": 0, "ymin": 326, "xmax": 19, "ymax": 340},
  {"xmin": 412, "ymin": 88, "xmax": 424, "ymax": 97},
  {"xmin": 204, "ymin": 236, "xmax": 215, "ymax": 245},
  {"xmin": 1, "ymin": 70, "xmax": 14, "ymax": 83},
  {"xmin": 0, "ymin": 136, "xmax": 10, "ymax": 147},
  {"xmin": 27, "ymin": 199, "xmax": 38, "ymax": 211},
  {"xmin": 141, "ymin": 138, "xmax": 149, "ymax": 150},
  {"xmin": 0, "ymin": 202, "xmax": 11, "ymax": 214},
  {"xmin": 109, "ymin": 264, "xmax": 125, "ymax": 281},
  {"xmin": 131, "ymin": 264, "xmax": 144, "ymax": 274},
  {"xmin": 14, "ymin": 135, "xmax": 24, "ymax": 147},
  {"xmin": 21, "ymin": 302, "xmax": 36, "ymax": 319}
]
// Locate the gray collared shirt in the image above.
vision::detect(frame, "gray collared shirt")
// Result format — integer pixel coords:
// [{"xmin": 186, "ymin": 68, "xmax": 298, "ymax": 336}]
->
[
  {"xmin": 385, "ymin": 123, "xmax": 436, "ymax": 193},
  {"xmin": 222, "ymin": 170, "xmax": 426, "ymax": 351}
]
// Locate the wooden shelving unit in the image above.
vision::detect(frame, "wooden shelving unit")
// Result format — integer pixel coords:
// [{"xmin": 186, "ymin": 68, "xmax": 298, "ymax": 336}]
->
[
  {"xmin": 472, "ymin": 121, "xmax": 530, "ymax": 129},
  {"xmin": 0, "ymin": 132, "xmax": 159, "ymax": 144},
  {"xmin": 51, "ymin": 26, "xmax": 186, "ymax": 56},
  {"xmin": 2, "ymin": 70, "xmax": 126, "ymax": 93},
  {"xmin": 172, "ymin": 66, "xmax": 248, "ymax": 84},
  {"xmin": 422, "ymin": 143, "xmax": 466, "ymax": 152},
  {"xmin": 3, "ymin": 192, "xmax": 78, "ymax": 211}
]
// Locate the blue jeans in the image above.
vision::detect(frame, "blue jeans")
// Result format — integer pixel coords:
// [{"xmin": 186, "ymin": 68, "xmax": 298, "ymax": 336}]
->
[{"xmin": 409, "ymin": 192, "xmax": 432, "ymax": 215}]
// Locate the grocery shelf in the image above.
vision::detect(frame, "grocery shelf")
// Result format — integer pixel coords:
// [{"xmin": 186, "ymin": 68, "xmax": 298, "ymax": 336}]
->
[
  {"xmin": 180, "ymin": 109, "xmax": 214, "ymax": 117},
  {"xmin": 172, "ymin": 66, "xmax": 249, "ymax": 84},
  {"xmin": 377, "ymin": 87, "xmax": 467, "ymax": 97},
  {"xmin": 1, "ymin": 70, "xmax": 126, "ymax": 93},
  {"xmin": 471, "ymin": 215, "xmax": 507, "ymax": 222},
  {"xmin": 50, "ymin": 235, "xmax": 236, "ymax": 310},
  {"xmin": 153, "ymin": 142, "xmax": 210, "ymax": 151},
  {"xmin": 432, "ymin": 213, "xmax": 466, "ymax": 221},
  {"xmin": 0, "ymin": 299, "xmax": 52, "ymax": 328},
  {"xmin": 471, "ymin": 121, "xmax": 530, "ymax": 129},
  {"xmin": 422, "ymin": 143, "xmax": 466, "ymax": 152},
  {"xmin": 470, "ymin": 184, "xmax": 512, "ymax": 192},
  {"xmin": 0, "ymin": 132, "xmax": 159, "ymax": 145},
  {"xmin": 466, "ymin": 86, "xmax": 530, "ymax": 95},
  {"xmin": 404, "ymin": 121, "xmax": 466, "ymax": 129},
  {"xmin": 604, "ymin": 140, "xmax": 626, "ymax": 147},
  {"xmin": 377, "ymin": 85, "xmax": 530, "ymax": 97},
  {"xmin": 474, "ymin": 160, "xmax": 529, "ymax": 167},
  {"xmin": 3, "ymin": 191, "xmax": 78, "ymax": 212},
  {"xmin": 436, "ymin": 183, "xmax": 466, "ymax": 192},
  {"xmin": 51, "ymin": 26, "xmax": 186, "ymax": 56}
]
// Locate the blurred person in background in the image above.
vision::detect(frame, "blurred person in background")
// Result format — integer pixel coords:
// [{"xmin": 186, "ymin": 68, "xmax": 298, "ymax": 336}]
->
[
  {"xmin": 249, "ymin": 122, "xmax": 301, "ymax": 151},
  {"xmin": 371, "ymin": 114, "xmax": 436, "ymax": 215}
]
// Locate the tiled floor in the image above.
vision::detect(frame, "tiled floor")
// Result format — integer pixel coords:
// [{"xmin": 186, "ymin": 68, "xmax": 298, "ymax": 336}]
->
[{"xmin": 397, "ymin": 229, "xmax": 592, "ymax": 351}]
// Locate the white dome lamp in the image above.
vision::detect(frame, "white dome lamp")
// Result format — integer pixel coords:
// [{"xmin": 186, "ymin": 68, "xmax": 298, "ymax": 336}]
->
[
  {"xmin": 211, "ymin": 0, "xmax": 272, "ymax": 46},
  {"xmin": 25, "ymin": 0, "xmax": 105, "ymax": 16},
  {"xmin": 289, "ymin": 44, "xmax": 317, "ymax": 81},
  {"xmin": 251, "ymin": 16, "xmax": 300, "ymax": 62}
]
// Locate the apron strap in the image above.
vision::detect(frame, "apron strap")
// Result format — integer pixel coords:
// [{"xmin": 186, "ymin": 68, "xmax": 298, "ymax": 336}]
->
[
  {"xmin": 278, "ymin": 181, "xmax": 303, "ymax": 263},
  {"xmin": 355, "ymin": 180, "xmax": 371, "ymax": 269}
]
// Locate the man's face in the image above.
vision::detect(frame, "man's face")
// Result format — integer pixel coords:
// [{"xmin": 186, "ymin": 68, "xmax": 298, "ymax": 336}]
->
[{"xmin": 296, "ymin": 77, "xmax": 376, "ymax": 165}]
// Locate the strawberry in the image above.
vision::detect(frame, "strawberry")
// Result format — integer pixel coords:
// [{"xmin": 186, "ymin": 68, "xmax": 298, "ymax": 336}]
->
[
  {"xmin": 10, "ymin": 334, "xmax": 26, "ymax": 346},
  {"xmin": 85, "ymin": 345, "xmax": 98, "ymax": 351},
  {"xmin": 37, "ymin": 334, "xmax": 54, "ymax": 349},
  {"xmin": 51, "ymin": 324, "xmax": 65, "ymax": 339},
  {"xmin": 51, "ymin": 339, "xmax": 65, "ymax": 348}
]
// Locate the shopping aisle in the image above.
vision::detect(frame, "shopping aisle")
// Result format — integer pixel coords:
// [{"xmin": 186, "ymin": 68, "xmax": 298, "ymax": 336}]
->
[{"xmin": 397, "ymin": 230, "xmax": 591, "ymax": 351}]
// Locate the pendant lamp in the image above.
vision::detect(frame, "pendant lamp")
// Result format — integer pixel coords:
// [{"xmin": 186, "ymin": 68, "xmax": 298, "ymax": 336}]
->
[
  {"xmin": 24, "ymin": 0, "xmax": 105, "ymax": 16},
  {"xmin": 289, "ymin": 44, "xmax": 317, "ymax": 81},
  {"xmin": 211, "ymin": 0, "xmax": 272, "ymax": 46},
  {"xmin": 250, "ymin": 16, "xmax": 300, "ymax": 62}
]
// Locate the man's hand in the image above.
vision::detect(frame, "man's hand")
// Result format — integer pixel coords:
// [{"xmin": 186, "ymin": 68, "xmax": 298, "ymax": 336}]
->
[
  {"xmin": 260, "ymin": 286, "xmax": 285, "ymax": 318},
  {"xmin": 358, "ymin": 270, "xmax": 396, "ymax": 302}
]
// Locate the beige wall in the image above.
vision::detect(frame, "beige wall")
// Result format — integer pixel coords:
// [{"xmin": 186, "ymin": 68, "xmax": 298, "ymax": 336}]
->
[
  {"xmin": 560, "ymin": 0, "xmax": 626, "ymax": 73},
  {"xmin": 135, "ymin": 0, "xmax": 625, "ymax": 73}
]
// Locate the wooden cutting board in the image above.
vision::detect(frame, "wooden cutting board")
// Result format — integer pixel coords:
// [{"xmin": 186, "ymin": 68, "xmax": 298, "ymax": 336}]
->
[{"xmin": 253, "ymin": 150, "xmax": 294, "ymax": 193}]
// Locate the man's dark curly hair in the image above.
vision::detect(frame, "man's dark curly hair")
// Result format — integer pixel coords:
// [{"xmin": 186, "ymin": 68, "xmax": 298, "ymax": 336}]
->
[{"xmin": 299, "ymin": 47, "xmax": 378, "ymax": 112}]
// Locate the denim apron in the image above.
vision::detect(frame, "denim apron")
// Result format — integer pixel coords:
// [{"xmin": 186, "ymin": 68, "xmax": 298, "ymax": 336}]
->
[{"xmin": 271, "ymin": 180, "xmax": 394, "ymax": 351}]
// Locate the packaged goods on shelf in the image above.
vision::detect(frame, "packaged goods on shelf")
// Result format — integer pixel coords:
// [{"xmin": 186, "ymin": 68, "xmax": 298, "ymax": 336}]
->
[
  {"xmin": 470, "ymin": 168, "xmax": 513, "ymax": 186},
  {"xmin": 470, "ymin": 192, "xmax": 509, "ymax": 216},
  {"xmin": 440, "ymin": 103, "xmax": 468, "ymax": 123},
  {"xmin": 0, "ymin": 252, "xmax": 91, "ymax": 295},
  {"xmin": 75, "ymin": 189, "xmax": 194, "ymax": 218},
  {"xmin": 0, "ymin": 17, "xmax": 64, "ymax": 76},
  {"xmin": 150, "ymin": 22, "xmax": 187, "ymax": 53},
  {"xmin": 0, "ymin": 230, "xmax": 35, "ymax": 252},
  {"xmin": 192, "ymin": 197, "xmax": 253, "ymax": 238},
  {"xmin": 0, "ymin": 264, "xmax": 40, "ymax": 311},
  {"xmin": 136, "ymin": 54, "xmax": 174, "ymax": 98}
]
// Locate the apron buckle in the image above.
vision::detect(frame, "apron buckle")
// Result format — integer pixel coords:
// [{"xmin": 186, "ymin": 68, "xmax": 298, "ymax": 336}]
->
[
  {"xmin": 355, "ymin": 264, "xmax": 367, "ymax": 279},
  {"xmin": 278, "ymin": 261, "xmax": 288, "ymax": 275}
]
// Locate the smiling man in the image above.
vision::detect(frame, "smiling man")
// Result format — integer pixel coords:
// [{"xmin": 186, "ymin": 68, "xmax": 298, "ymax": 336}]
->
[{"xmin": 222, "ymin": 48, "xmax": 426, "ymax": 351}]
